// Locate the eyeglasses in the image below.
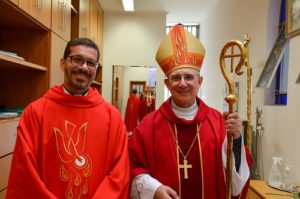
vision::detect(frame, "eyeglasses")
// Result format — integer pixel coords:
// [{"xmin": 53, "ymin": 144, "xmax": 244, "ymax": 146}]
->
[
  {"xmin": 67, "ymin": 55, "xmax": 98, "ymax": 69},
  {"xmin": 168, "ymin": 74, "xmax": 197, "ymax": 83}
]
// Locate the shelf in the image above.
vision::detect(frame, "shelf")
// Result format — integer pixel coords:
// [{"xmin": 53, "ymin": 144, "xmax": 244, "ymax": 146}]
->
[
  {"xmin": 0, "ymin": 54, "xmax": 47, "ymax": 71},
  {"xmin": 0, "ymin": 117, "xmax": 19, "ymax": 125},
  {"xmin": 92, "ymin": 80, "xmax": 102, "ymax": 86},
  {"xmin": 71, "ymin": 4, "xmax": 78, "ymax": 15}
]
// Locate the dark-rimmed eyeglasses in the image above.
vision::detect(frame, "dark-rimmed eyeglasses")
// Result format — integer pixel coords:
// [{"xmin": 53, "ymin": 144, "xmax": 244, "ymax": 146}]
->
[{"xmin": 67, "ymin": 55, "xmax": 98, "ymax": 69}]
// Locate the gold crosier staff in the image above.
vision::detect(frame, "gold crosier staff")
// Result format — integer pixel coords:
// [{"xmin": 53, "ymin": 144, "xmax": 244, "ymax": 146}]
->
[
  {"xmin": 219, "ymin": 36, "xmax": 249, "ymax": 199},
  {"xmin": 244, "ymin": 35, "xmax": 252, "ymax": 152}
]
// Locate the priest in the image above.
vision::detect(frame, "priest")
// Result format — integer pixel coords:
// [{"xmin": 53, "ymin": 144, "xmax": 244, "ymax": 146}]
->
[
  {"xmin": 6, "ymin": 38, "xmax": 129, "ymax": 199},
  {"xmin": 129, "ymin": 25, "xmax": 252, "ymax": 199},
  {"xmin": 139, "ymin": 86, "xmax": 156, "ymax": 122},
  {"xmin": 124, "ymin": 88, "xmax": 141, "ymax": 135}
]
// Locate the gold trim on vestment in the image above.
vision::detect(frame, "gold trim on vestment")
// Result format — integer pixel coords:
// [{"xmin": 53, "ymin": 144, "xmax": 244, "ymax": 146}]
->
[{"xmin": 168, "ymin": 121, "xmax": 203, "ymax": 198}]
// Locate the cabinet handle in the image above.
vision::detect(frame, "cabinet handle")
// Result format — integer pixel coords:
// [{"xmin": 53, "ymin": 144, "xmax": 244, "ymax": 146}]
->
[
  {"xmin": 62, "ymin": 3, "xmax": 66, "ymax": 31},
  {"xmin": 35, "ymin": 0, "xmax": 42, "ymax": 11},
  {"xmin": 58, "ymin": 1, "xmax": 63, "ymax": 30},
  {"xmin": 58, "ymin": 1, "xmax": 65, "ymax": 31},
  {"xmin": 38, "ymin": 0, "xmax": 43, "ymax": 11},
  {"xmin": 82, "ymin": 27, "xmax": 87, "ymax": 37}
]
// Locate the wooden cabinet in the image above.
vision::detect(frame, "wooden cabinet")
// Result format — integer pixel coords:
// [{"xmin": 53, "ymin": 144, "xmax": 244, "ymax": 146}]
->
[
  {"xmin": 50, "ymin": 32, "xmax": 66, "ymax": 86},
  {"xmin": 8, "ymin": 0, "xmax": 18, "ymax": 5},
  {"xmin": 0, "ymin": 119, "xmax": 19, "ymax": 198},
  {"xmin": 71, "ymin": 0, "xmax": 103, "ymax": 93},
  {"xmin": 89, "ymin": 0, "xmax": 103, "ymax": 92},
  {"xmin": 0, "ymin": 1, "xmax": 50, "ymax": 109},
  {"xmin": 52, "ymin": 0, "xmax": 71, "ymax": 41},
  {"xmin": 0, "ymin": 1, "xmax": 51, "ymax": 196},
  {"xmin": 89, "ymin": 0, "xmax": 98, "ymax": 43},
  {"xmin": 18, "ymin": 0, "xmax": 51, "ymax": 29},
  {"xmin": 79, "ymin": 0, "xmax": 90, "ymax": 37},
  {"xmin": 97, "ymin": 4, "xmax": 104, "ymax": 66},
  {"xmin": 246, "ymin": 180, "xmax": 298, "ymax": 199}
]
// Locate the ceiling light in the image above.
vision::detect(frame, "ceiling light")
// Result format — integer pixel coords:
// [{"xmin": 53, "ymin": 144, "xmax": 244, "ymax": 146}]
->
[{"xmin": 122, "ymin": 0, "xmax": 134, "ymax": 11}]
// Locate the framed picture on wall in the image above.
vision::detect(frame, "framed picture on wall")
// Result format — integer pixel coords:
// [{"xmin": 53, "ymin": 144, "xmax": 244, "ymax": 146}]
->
[
  {"xmin": 296, "ymin": 73, "xmax": 300, "ymax": 84},
  {"xmin": 286, "ymin": 0, "xmax": 300, "ymax": 38},
  {"xmin": 257, "ymin": 26, "xmax": 288, "ymax": 87}
]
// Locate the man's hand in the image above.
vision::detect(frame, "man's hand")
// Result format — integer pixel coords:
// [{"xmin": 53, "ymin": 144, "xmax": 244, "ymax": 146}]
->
[
  {"xmin": 154, "ymin": 185, "xmax": 179, "ymax": 199},
  {"xmin": 223, "ymin": 112, "xmax": 242, "ymax": 139}
]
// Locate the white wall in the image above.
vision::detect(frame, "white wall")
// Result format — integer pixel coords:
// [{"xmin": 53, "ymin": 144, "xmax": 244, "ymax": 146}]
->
[{"xmin": 102, "ymin": 11, "xmax": 166, "ymax": 107}]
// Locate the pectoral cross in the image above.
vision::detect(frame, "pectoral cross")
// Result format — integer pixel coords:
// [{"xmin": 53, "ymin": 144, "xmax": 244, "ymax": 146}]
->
[{"xmin": 179, "ymin": 159, "xmax": 192, "ymax": 179}]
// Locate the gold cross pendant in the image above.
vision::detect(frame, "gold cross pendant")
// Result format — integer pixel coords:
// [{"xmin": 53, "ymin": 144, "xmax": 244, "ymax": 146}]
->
[{"xmin": 179, "ymin": 159, "xmax": 192, "ymax": 179}]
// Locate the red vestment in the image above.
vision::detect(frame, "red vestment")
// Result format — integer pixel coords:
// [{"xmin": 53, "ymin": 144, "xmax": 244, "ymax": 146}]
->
[
  {"xmin": 6, "ymin": 85, "xmax": 129, "ymax": 199},
  {"xmin": 139, "ymin": 95, "xmax": 155, "ymax": 122},
  {"xmin": 129, "ymin": 97, "xmax": 252, "ymax": 199},
  {"xmin": 124, "ymin": 94, "xmax": 140, "ymax": 132}
]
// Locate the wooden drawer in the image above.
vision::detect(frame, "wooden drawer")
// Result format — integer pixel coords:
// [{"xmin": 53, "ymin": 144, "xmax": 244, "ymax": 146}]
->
[
  {"xmin": 0, "ymin": 120, "xmax": 18, "ymax": 157},
  {"xmin": 0, "ymin": 189, "xmax": 7, "ymax": 199},
  {"xmin": 246, "ymin": 186, "xmax": 262, "ymax": 199},
  {"xmin": 0, "ymin": 154, "xmax": 13, "ymax": 192},
  {"xmin": 247, "ymin": 180, "xmax": 297, "ymax": 199}
]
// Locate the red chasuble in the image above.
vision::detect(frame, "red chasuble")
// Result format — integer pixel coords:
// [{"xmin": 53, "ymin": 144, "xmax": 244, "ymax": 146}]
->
[
  {"xmin": 6, "ymin": 85, "xmax": 129, "ymax": 199},
  {"xmin": 129, "ymin": 97, "xmax": 252, "ymax": 199},
  {"xmin": 124, "ymin": 94, "xmax": 141, "ymax": 132},
  {"xmin": 139, "ymin": 95, "xmax": 155, "ymax": 122}
]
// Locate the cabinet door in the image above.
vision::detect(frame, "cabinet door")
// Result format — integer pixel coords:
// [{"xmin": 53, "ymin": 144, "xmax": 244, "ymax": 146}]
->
[
  {"xmin": 19, "ymin": 0, "xmax": 51, "ymax": 28},
  {"xmin": 19, "ymin": 0, "xmax": 36, "ymax": 19},
  {"xmin": 97, "ymin": 4, "xmax": 104, "ymax": 64},
  {"xmin": 79, "ymin": 0, "xmax": 90, "ymax": 37},
  {"xmin": 50, "ymin": 32, "xmax": 66, "ymax": 86},
  {"xmin": 0, "ymin": 155, "xmax": 13, "ymax": 197},
  {"xmin": 0, "ymin": 119, "xmax": 18, "ymax": 198},
  {"xmin": 8, "ymin": 0, "xmax": 18, "ymax": 5},
  {"xmin": 36, "ymin": 0, "xmax": 52, "ymax": 28},
  {"xmin": 89, "ymin": 0, "xmax": 98, "ymax": 43},
  {"xmin": 52, "ymin": 0, "xmax": 71, "ymax": 41}
]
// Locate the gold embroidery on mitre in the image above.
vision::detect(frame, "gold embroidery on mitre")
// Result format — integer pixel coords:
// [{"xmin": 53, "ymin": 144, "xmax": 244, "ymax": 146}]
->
[
  {"xmin": 54, "ymin": 120, "xmax": 92, "ymax": 199},
  {"xmin": 156, "ymin": 25, "xmax": 205, "ymax": 75}
]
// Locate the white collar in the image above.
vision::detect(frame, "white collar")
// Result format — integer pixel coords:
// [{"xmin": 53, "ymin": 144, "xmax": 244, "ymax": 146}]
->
[
  {"xmin": 171, "ymin": 99, "xmax": 198, "ymax": 120},
  {"xmin": 63, "ymin": 86, "xmax": 88, "ymax": 96}
]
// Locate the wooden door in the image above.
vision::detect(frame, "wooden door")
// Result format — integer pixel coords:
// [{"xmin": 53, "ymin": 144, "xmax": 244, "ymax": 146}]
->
[
  {"xmin": 129, "ymin": 81, "xmax": 146, "ymax": 98},
  {"xmin": 52, "ymin": 0, "xmax": 71, "ymax": 41},
  {"xmin": 19, "ymin": 0, "xmax": 51, "ymax": 28},
  {"xmin": 79, "ymin": 0, "xmax": 89, "ymax": 37},
  {"xmin": 50, "ymin": 32, "xmax": 66, "ymax": 86}
]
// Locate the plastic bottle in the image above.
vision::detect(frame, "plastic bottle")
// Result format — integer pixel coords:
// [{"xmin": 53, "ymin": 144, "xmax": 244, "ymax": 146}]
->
[
  {"xmin": 268, "ymin": 156, "xmax": 282, "ymax": 187},
  {"xmin": 284, "ymin": 165, "xmax": 292, "ymax": 190}
]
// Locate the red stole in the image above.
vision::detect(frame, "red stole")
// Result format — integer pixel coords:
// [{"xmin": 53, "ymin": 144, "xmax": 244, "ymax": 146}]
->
[{"xmin": 139, "ymin": 95, "xmax": 155, "ymax": 121}]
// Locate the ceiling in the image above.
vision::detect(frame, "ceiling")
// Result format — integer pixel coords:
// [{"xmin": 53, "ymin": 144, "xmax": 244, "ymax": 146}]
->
[{"xmin": 98, "ymin": 0, "xmax": 219, "ymax": 24}]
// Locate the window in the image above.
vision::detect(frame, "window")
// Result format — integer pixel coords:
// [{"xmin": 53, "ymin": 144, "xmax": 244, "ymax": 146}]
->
[
  {"xmin": 166, "ymin": 23, "xmax": 200, "ymax": 38},
  {"xmin": 275, "ymin": 0, "xmax": 288, "ymax": 105},
  {"xmin": 256, "ymin": 0, "xmax": 288, "ymax": 105}
]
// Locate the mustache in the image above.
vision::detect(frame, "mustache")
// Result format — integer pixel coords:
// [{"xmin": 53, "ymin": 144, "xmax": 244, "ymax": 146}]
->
[{"xmin": 72, "ymin": 70, "xmax": 90, "ymax": 77}]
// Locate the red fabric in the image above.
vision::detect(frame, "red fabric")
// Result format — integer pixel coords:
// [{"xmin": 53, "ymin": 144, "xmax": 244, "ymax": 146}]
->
[
  {"xmin": 129, "ymin": 97, "xmax": 252, "ymax": 199},
  {"xmin": 124, "ymin": 94, "xmax": 140, "ymax": 132},
  {"xmin": 139, "ymin": 95, "xmax": 155, "ymax": 122},
  {"xmin": 6, "ymin": 85, "xmax": 129, "ymax": 199}
]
